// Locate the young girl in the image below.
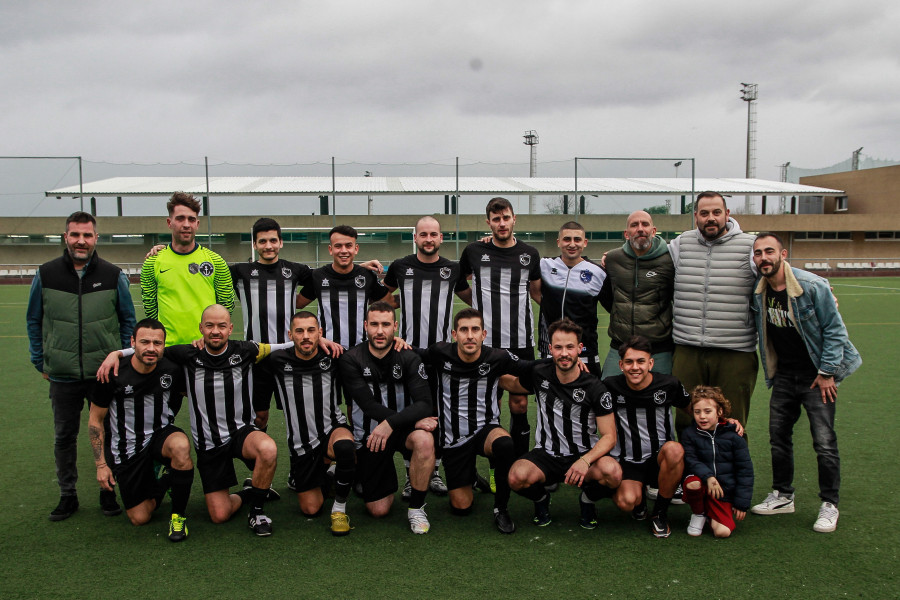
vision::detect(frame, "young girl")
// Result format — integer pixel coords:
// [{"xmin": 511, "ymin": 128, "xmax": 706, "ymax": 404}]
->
[{"xmin": 681, "ymin": 386, "xmax": 754, "ymax": 538}]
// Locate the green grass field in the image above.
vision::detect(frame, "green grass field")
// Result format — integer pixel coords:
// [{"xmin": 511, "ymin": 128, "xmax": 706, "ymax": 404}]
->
[{"xmin": 1, "ymin": 279, "xmax": 898, "ymax": 599}]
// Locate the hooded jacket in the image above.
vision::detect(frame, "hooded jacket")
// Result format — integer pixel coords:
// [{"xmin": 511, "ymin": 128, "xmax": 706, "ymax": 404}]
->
[{"xmin": 681, "ymin": 419, "xmax": 754, "ymax": 510}]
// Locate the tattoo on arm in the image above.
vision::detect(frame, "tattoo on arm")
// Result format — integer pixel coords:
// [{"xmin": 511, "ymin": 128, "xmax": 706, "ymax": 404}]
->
[{"xmin": 89, "ymin": 425, "xmax": 104, "ymax": 462}]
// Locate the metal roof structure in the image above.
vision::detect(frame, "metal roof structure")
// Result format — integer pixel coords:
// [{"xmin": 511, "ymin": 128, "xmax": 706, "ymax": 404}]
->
[{"xmin": 46, "ymin": 176, "xmax": 843, "ymax": 197}]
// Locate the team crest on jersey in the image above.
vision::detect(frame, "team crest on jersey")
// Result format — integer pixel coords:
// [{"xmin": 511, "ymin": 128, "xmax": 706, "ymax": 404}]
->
[
  {"xmin": 124, "ymin": 385, "xmax": 134, "ymax": 395},
  {"xmin": 443, "ymin": 361, "xmax": 453, "ymax": 371},
  {"xmin": 506, "ymin": 350, "xmax": 520, "ymax": 361},
  {"xmin": 229, "ymin": 354, "xmax": 242, "ymax": 366},
  {"xmin": 363, "ymin": 367, "xmax": 372, "ymax": 376},
  {"xmin": 405, "ymin": 267, "xmax": 415, "ymax": 276},
  {"xmin": 251, "ymin": 269, "xmax": 259, "ymax": 277},
  {"xmin": 580, "ymin": 270, "xmax": 593, "ymax": 283},
  {"xmin": 653, "ymin": 390, "xmax": 667, "ymax": 405},
  {"xmin": 354, "ymin": 275, "xmax": 366, "ymax": 289},
  {"xmin": 392, "ymin": 364, "xmax": 403, "ymax": 379},
  {"xmin": 481, "ymin": 254, "xmax": 490, "ymax": 262},
  {"xmin": 573, "ymin": 388, "xmax": 585, "ymax": 402},
  {"xmin": 439, "ymin": 267, "xmax": 451, "ymax": 280},
  {"xmin": 600, "ymin": 391, "xmax": 613, "ymax": 410},
  {"xmin": 540, "ymin": 379, "xmax": 550, "ymax": 389},
  {"xmin": 478, "ymin": 363, "xmax": 491, "ymax": 375},
  {"xmin": 322, "ymin": 278, "xmax": 330, "ymax": 287},
  {"xmin": 417, "ymin": 363, "xmax": 428, "ymax": 380},
  {"xmin": 616, "ymin": 395, "xmax": 626, "ymax": 404},
  {"xmin": 282, "ymin": 267, "xmax": 292, "ymax": 279},
  {"xmin": 283, "ymin": 364, "xmax": 293, "ymax": 372},
  {"xmin": 199, "ymin": 262, "xmax": 215, "ymax": 277},
  {"xmin": 159, "ymin": 374, "xmax": 172, "ymax": 389},
  {"xmin": 319, "ymin": 357, "xmax": 332, "ymax": 371},
  {"xmin": 519, "ymin": 253, "xmax": 531, "ymax": 266}
]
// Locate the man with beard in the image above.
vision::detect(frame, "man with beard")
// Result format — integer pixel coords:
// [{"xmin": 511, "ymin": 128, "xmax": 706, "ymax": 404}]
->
[
  {"xmin": 600, "ymin": 210, "xmax": 675, "ymax": 376},
  {"xmin": 749, "ymin": 233, "xmax": 861, "ymax": 533},
  {"xmin": 669, "ymin": 192, "xmax": 758, "ymax": 431}
]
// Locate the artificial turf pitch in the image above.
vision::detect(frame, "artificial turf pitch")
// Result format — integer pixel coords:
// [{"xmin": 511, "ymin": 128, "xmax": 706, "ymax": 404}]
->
[{"xmin": 1, "ymin": 279, "xmax": 897, "ymax": 599}]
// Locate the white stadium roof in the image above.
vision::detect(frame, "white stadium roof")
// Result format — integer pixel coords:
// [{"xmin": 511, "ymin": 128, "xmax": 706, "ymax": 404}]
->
[{"xmin": 46, "ymin": 176, "xmax": 843, "ymax": 197}]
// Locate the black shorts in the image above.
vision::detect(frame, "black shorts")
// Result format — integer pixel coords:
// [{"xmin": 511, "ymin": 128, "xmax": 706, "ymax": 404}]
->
[
  {"xmin": 520, "ymin": 448, "xmax": 579, "ymax": 485},
  {"xmin": 442, "ymin": 424, "xmax": 502, "ymax": 491},
  {"xmin": 618, "ymin": 456, "xmax": 660, "ymax": 487},
  {"xmin": 356, "ymin": 425, "xmax": 416, "ymax": 503},
  {"xmin": 289, "ymin": 425, "xmax": 353, "ymax": 494},
  {"xmin": 112, "ymin": 424, "xmax": 184, "ymax": 510},
  {"xmin": 196, "ymin": 425, "xmax": 261, "ymax": 494}
]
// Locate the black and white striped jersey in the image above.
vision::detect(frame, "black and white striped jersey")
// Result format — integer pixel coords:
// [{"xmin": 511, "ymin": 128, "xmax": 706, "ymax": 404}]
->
[
  {"xmin": 384, "ymin": 254, "xmax": 469, "ymax": 347},
  {"xmin": 91, "ymin": 356, "xmax": 184, "ymax": 465},
  {"xmin": 424, "ymin": 342, "xmax": 533, "ymax": 449},
  {"xmin": 602, "ymin": 373, "xmax": 690, "ymax": 463},
  {"xmin": 517, "ymin": 362, "xmax": 613, "ymax": 457},
  {"xmin": 299, "ymin": 265, "xmax": 388, "ymax": 348},
  {"xmin": 537, "ymin": 256, "xmax": 606, "ymax": 357},
  {"xmin": 459, "ymin": 240, "xmax": 541, "ymax": 350},
  {"xmin": 258, "ymin": 348, "xmax": 345, "ymax": 457},
  {"xmin": 231, "ymin": 260, "xmax": 313, "ymax": 343},
  {"xmin": 166, "ymin": 340, "xmax": 282, "ymax": 451},
  {"xmin": 339, "ymin": 344, "xmax": 432, "ymax": 445}
]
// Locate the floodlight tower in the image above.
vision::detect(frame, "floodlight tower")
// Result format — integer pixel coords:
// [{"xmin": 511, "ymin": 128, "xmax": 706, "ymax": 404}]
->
[
  {"xmin": 779, "ymin": 161, "xmax": 790, "ymax": 214},
  {"xmin": 852, "ymin": 147, "xmax": 863, "ymax": 170},
  {"xmin": 740, "ymin": 83, "xmax": 758, "ymax": 214},
  {"xmin": 365, "ymin": 170, "xmax": 373, "ymax": 215},
  {"xmin": 524, "ymin": 130, "xmax": 539, "ymax": 213}
]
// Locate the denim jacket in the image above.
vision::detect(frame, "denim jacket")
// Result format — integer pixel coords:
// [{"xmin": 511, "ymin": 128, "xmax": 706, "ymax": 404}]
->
[{"xmin": 751, "ymin": 263, "xmax": 861, "ymax": 388}]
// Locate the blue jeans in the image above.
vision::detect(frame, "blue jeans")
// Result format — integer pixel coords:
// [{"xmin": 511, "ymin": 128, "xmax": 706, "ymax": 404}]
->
[{"xmin": 768, "ymin": 372, "xmax": 840, "ymax": 505}]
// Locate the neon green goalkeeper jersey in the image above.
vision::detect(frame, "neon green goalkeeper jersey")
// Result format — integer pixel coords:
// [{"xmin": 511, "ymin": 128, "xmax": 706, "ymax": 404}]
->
[{"xmin": 141, "ymin": 243, "xmax": 235, "ymax": 345}]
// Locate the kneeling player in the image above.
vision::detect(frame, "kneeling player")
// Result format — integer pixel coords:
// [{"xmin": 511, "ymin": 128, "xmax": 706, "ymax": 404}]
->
[
  {"xmin": 505, "ymin": 319, "xmax": 620, "ymax": 529},
  {"xmin": 259, "ymin": 311, "xmax": 357, "ymax": 535},
  {"xmin": 89, "ymin": 319, "xmax": 194, "ymax": 541}
]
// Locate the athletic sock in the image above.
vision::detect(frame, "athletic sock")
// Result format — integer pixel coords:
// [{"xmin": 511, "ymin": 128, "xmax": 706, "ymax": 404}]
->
[
  {"xmin": 510, "ymin": 413, "xmax": 530, "ymax": 456},
  {"xmin": 332, "ymin": 439, "xmax": 356, "ymax": 504},
  {"xmin": 409, "ymin": 487, "xmax": 427, "ymax": 510},
  {"xmin": 582, "ymin": 481, "xmax": 613, "ymax": 502},
  {"xmin": 169, "ymin": 468, "xmax": 194, "ymax": 515},
  {"xmin": 652, "ymin": 495, "xmax": 672, "ymax": 517},
  {"xmin": 517, "ymin": 482, "xmax": 548, "ymax": 502},
  {"xmin": 491, "ymin": 436, "xmax": 515, "ymax": 510},
  {"xmin": 248, "ymin": 486, "xmax": 268, "ymax": 515},
  {"xmin": 332, "ymin": 500, "xmax": 347, "ymax": 514}
]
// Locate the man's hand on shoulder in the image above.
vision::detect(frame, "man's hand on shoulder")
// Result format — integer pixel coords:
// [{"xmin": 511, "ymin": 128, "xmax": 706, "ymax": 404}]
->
[{"xmin": 145, "ymin": 244, "xmax": 166, "ymax": 260}]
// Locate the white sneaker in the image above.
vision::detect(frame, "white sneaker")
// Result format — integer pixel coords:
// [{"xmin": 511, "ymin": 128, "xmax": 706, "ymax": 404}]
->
[
  {"xmin": 429, "ymin": 471, "xmax": 448, "ymax": 496},
  {"xmin": 687, "ymin": 513, "xmax": 707, "ymax": 536},
  {"xmin": 751, "ymin": 490, "xmax": 795, "ymax": 515},
  {"xmin": 408, "ymin": 505, "xmax": 430, "ymax": 534},
  {"xmin": 401, "ymin": 476, "xmax": 412, "ymax": 501},
  {"xmin": 813, "ymin": 502, "xmax": 839, "ymax": 533},
  {"xmin": 646, "ymin": 486, "xmax": 658, "ymax": 500}
]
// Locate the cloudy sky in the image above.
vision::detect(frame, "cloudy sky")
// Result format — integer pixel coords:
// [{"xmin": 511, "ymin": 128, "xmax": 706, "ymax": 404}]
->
[{"xmin": 2, "ymin": 1, "xmax": 898, "ymax": 215}]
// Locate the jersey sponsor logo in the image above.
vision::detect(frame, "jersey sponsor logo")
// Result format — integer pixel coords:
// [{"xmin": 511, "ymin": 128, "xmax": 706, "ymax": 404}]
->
[
  {"xmin": 199, "ymin": 262, "xmax": 215, "ymax": 277},
  {"xmin": 616, "ymin": 394, "xmax": 626, "ymax": 404},
  {"xmin": 417, "ymin": 363, "xmax": 428, "ymax": 380},
  {"xmin": 228, "ymin": 354, "xmax": 242, "ymax": 366},
  {"xmin": 188, "ymin": 263, "xmax": 200, "ymax": 274},
  {"xmin": 439, "ymin": 267, "xmax": 451, "ymax": 279},
  {"xmin": 93, "ymin": 282, "xmax": 102, "ymax": 288},
  {"xmin": 282, "ymin": 267, "xmax": 292, "ymax": 278},
  {"xmin": 519, "ymin": 253, "xmax": 531, "ymax": 266},
  {"xmin": 600, "ymin": 391, "xmax": 613, "ymax": 410},
  {"xmin": 573, "ymin": 388, "xmax": 585, "ymax": 402},
  {"xmin": 645, "ymin": 271, "xmax": 658, "ymax": 278},
  {"xmin": 195, "ymin": 357, "xmax": 204, "ymax": 366},
  {"xmin": 124, "ymin": 384, "xmax": 134, "ymax": 395},
  {"xmin": 363, "ymin": 367, "xmax": 372, "ymax": 376},
  {"xmin": 322, "ymin": 278, "xmax": 330, "ymax": 287},
  {"xmin": 540, "ymin": 379, "xmax": 550, "ymax": 389},
  {"xmin": 319, "ymin": 357, "xmax": 332, "ymax": 371},
  {"xmin": 251, "ymin": 269, "xmax": 259, "ymax": 277},
  {"xmin": 580, "ymin": 270, "xmax": 593, "ymax": 283},
  {"xmin": 159, "ymin": 374, "xmax": 173, "ymax": 389},
  {"xmin": 392, "ymin": 364, "xmax": 403, "ymax": 379},
  {"xmin": 653, "ymin": 390, "xmax": 667, "ymax": 405},
  {"xmin": 481, "ymin": 254, "xmax": 490, "ymax": 262},
  {"xmin": 443, "ymin": 361, "xmax": 453, "ymax": 371},
  {"xmin": 160, "ymin": 268, "xmax": 172, "ymax": 274},
  {"xmin": 478, "ymin": 363, "xmax": 491, "ymax": 375},
  {"xmin": 354, "ymin": 275, "xmax": 366, "ymax": 289},
  {"xmin": 283, "ymin": 364, "xmax": 293, "ymax": 372},
  {"xmin": 405, "ymin": 268, "xmax": 415, "ymax": 275},
  {"xmin": 550, "ymin": 267, "xmax": 558, "ymax": 275},
  {"xmin": 506, "ymin": 350, "xmax": 520, "ymax": 361}
]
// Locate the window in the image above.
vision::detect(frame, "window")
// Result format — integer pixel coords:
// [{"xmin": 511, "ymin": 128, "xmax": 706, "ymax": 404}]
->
[
  {"xmin": 795, "ymin": 232, "xmax": 851, "ymax": 241},
  {"xmin": 835, "ymin": 196, "xmax": 849, "ymax": 212},
  {"xmin": 865, "ymin": 231, "xmax": 900, "ymax": 241}
]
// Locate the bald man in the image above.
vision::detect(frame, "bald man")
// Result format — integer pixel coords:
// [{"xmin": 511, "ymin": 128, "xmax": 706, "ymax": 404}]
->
[{"xmin": 599, "ymin": 210, "xmax": 675, "ymax": 376}]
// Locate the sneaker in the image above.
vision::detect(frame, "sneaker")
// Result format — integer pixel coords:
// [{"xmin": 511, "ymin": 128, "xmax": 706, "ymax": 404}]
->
[
  {"xmin": 671, "ymin": 484, "xmax": 685, "ymax": 506},
  {"xmin": 242, "ymin": 478, "xmax": 281, "ymax": 502},
  {"xmin": 330, "ymin": 511, "xmax": 351, "ymax": 536},
  {"xmin": 751, "ymin": 490, "xmax": 795, "ymax": 515},
  {"xmin": 429, "ymin": 471, "xmax": 448, "ymax": 496},
  {"xmin": 813, "ymin": 502, "xmax": 839, "ymax": 533},
  {"xmin": 631, "ymin": 500, "xmax": 648, "ymax": 521},
  {"xmin": 493, "ymin": 508, "xmax": 516, "ymax": 534},
  {"xmin": 532, "ymin": 496, "xmax": 552, "ymax": 527},
  {"xmin": 650, "ymin": 512, "xmax": 671, "ymax": 538},
  {"xmin": 408, "ymin": 505, "xmax": 431, "ymax": 534},
  {"xmin": 401, "ymin": 475, "xmax": 412, "ymax": 501},
  {"xmin": 168, "ymin": 513, "xmax": 188, "ymax": 542},
  {"xmin": 100, "ymin": 490, "xmax": 122, "ymax": 516},
  {"xmin": 646, "ymin": 486, "xmax": 658, "ymax": 500},
  {"xmin": 687, "ymin": 513, "xmax": 707, "ymax": 537},
  {"xmin": 579, "ymin": 498, "xmax": 598, "ymax": 530},
  {"xmin": 489, "ymin": 468, "xmax": 497, "ymax": 494},
  {"xmin": 287, "ymin": 472, "xmax": 298, "ymax": 492},
  {"xmin": 248, "ymin": 512, "xmax": 273, "ymax": 536},
  {"xmin": 474, "ymin": 473, "xmax": 493, "ymax": 494},
  {"xmin": 49, "ymin": 495, "xmax": 79, "ymax": 522}
]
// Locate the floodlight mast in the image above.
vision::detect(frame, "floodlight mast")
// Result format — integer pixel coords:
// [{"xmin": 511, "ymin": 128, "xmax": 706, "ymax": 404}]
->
[
  {"xmin": 524, "ymin": 130, "xmax": 539, "ymax": 213},
  {"xmin": 740, "ymin": 83, "xmax": 758, "ymax": 214}
]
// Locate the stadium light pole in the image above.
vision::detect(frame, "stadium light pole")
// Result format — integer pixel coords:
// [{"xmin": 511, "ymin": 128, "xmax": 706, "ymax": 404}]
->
[
  {"xmin": 740, "ymin": 83, "xmax": 758, "ymax": 214},
  {"xmin": 674, "ymin": 161, "xmax": 682, "ymax": 178},
  {"xmin": 524, "ymin": 130, "xmax": 539, "ymax": 213}
]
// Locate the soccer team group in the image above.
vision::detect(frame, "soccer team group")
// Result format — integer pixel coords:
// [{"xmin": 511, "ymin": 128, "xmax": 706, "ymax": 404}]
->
[{"xmin": 27, "ymin": 192, "xmax": 861, "ymax": 543}]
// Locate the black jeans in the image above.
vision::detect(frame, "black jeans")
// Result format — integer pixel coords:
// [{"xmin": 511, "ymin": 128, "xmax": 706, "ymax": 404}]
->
[{"xmin": 49, "ymin": 379, "xmax": 109, "ymax": 497}]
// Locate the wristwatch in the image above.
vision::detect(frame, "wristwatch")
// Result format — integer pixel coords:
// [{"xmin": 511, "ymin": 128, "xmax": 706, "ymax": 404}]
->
[{"xmin": 817, "ymin": 370, "xmax": 833, "ymax": 379}]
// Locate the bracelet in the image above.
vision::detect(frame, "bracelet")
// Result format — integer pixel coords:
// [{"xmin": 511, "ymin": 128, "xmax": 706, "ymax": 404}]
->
[{"xmin": 580, "ymin": 456, "xmax": 591, "ymax": 468}]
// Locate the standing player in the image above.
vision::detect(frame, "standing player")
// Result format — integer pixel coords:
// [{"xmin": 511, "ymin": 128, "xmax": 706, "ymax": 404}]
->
[
  {"xmin": 339, "ymin": 302, "xmax": 437, "ymax": 534},
  {"xmin": 537, "ymin": 221, "xmax": 606, "ymax": 376},
  {"xmin": 297, "ymin": 225, "xmax": 392, "ymax": 348},
  {"xmin": 141, "ymin": 192, "xmax": 234, "ymax": 346},
  {"xmin": 603, "ymin": 336, "xmax": 690, "ymax": 538},
  {"xmin": 383, "ymin": 215, "xmax": 470, "ymax": 496},
  {"xmin": 259, "ymin": 311, "xmax": 357, "ymax": 536},
  {"xmin": 26, "ymin": 211, "xmax": 135, "ymax": 521},
  {"xmin": 505, "ymin": 319, "xmax": 620, "ymax": 529},
  {"xmin": 89, "ymin": 319, "xmax": 194, "ymax": 541},
  {"xmin": 459, "ymin": 198, "xmax": 541, "ymax": 458}
]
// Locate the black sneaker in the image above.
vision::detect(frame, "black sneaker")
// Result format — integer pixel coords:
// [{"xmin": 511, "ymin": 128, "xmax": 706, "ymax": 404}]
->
[
  {"xmin": 650, "ymin": 512, "xmax": 671, "ymax": 538},
  {"xmin": 242, "ymin": 478, "xmax": 281, "ymax": 501},
  {"xmin": 493, "ymin": 508, "xmax": 516, "ymax": 534},
  {"xmin": 671, "ymin": 483, "xmax": 685, "ymax": 506},
  {"xmin": 287, "ymin": 472, "xmax": 298, "ymax": 492},
  {"xmin": 579, "ymin": 499, "xmax": 598, "ymax": 530},
  {"xmin": 49, "ymin": 495, "xmax": 79, "ymax": 521},
  {"xmin": 631, "ymin": 500, "xmax": 648, "ymax": 521},
  {"xmin": 532, "ymin": 496, "xmax": 552, "ymax": 527},
  {"xmin": 474, "ymin": 473, "xmax": 493, "ymax": 494},
  {"xmin": 248, "ymin": 512, "xmax": 273, "ymax": 536},
  {"xmin": 100, "ymin": 490, "xmax": 122, "ymax": 516}
]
